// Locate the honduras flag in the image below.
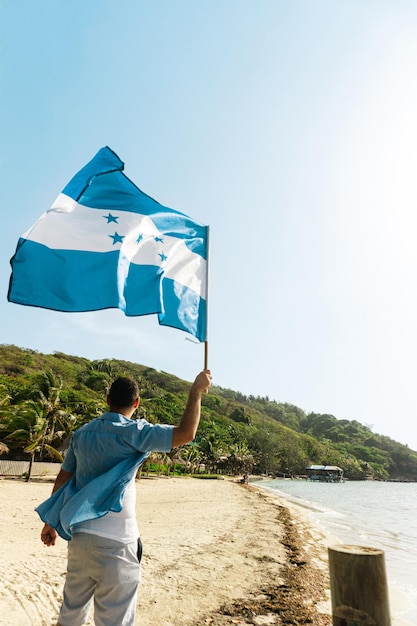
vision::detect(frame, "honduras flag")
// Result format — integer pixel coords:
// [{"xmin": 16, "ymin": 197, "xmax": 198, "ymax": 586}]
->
[{"xmin": 8, "ymin": 147, "xmax": 208, "ymax": 342}]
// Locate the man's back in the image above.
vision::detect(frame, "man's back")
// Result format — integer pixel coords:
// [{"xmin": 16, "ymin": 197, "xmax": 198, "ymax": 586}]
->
[{"xmin": 65, "ymin": 412, "xmax": 173, "ymax": 489}]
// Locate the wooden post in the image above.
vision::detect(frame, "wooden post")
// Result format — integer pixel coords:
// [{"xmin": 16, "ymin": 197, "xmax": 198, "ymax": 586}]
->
[
  {"xmin": 203, "ymin": 225, "xmax": 209, "ymax": 374},
  {"xmin": 328, "ymin": 545, "xmax": 391, "ymax": 626}
]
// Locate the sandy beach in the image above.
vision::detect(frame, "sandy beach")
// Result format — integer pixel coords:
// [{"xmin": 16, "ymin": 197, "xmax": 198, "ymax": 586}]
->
[{"xmin": 0, "ymin": 475, "xmax": 333, "ymax": 626}]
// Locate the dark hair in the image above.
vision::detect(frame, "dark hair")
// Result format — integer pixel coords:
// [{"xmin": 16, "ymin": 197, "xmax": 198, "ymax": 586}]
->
[{"xmin": 108, "ymin": 377, "xmax": 139, "ymax": 408}]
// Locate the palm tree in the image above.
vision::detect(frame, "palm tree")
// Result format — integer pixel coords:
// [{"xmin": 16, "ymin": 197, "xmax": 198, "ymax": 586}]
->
[
  {"xmin": 197, "ymin": 427, "xmax": 229, "ymax": 474},
  {"xmin": 228, "ymin": 442, "xmax": 255, "ymax": 475},
  {"xmin": 179, "ymin": 446, "xmax": 203, "ymax": 474},
  {"xmin": 3, "ymin": 371, "xmax": 77, "ymax": 481},
  {"xmin": 32, "ymin": 370, "xmax": 65, "ymax": 428},
  {"xmin": 159, "ymin": 451, "xmax": 173, "ymax": 476},
  {"xmin": 89, "ymin": 359, "xmax": 115, "ymax": 376},
  {"xmin": 0, "ymin": 387, "xmax": 12, "ymax": 458},
  {"xmin": 32, "ymin": 370, "xmax": 78, "ymax": 449},
  {"xmin": 140, "ymin": 451, "xmax": 164, "ymax": 477},
  {"xmin": 4, "ymin": 400, "xmax": 63, "ymax": 480}
]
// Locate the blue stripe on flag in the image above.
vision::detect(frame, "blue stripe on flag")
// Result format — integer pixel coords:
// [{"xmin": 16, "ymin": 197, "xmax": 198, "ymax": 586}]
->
[
  {"xmin": 62, "ymin": 147, "xmax": 124, "ymax": 201},
  {"xmin": 8, "ymin": 240, "xmax": 163, "ymax": 314}
]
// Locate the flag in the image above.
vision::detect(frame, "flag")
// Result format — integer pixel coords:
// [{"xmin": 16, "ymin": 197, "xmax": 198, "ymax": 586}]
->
[{"xmin": 8, "ymin": 147, "xmax": 208, "ymax": 342}]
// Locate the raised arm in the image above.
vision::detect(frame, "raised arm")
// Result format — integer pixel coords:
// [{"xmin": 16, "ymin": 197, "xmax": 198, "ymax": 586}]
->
[{"xmin": 172, "ymin": 370, "xmax": 212, "ymax": 448}]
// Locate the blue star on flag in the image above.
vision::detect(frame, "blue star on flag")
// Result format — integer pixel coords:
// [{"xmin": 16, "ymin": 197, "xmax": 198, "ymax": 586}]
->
[
  {"xmin": 103, "ymin": 213, "xmax": 119, "ymax": 223},
  {"xmin": 109, "ymin": 232, "xmax": 124, "ymax": 245}
]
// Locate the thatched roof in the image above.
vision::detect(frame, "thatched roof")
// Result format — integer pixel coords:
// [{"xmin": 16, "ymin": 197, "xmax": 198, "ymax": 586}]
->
[{"xmin": 0, "ymin": 442, "xmax": 10, "ymax": 456}]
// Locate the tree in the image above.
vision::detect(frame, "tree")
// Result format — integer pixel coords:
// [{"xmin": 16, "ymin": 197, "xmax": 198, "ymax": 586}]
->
[
  {"xmin": 249, "ymin": 428, "xmax": 280, "ymax": 475},
  {"xmin": 31, "ymin": 370, "xmax": 77, "ymax": 445},
  {"xmin": 179, "ymin": 446, "xmax": 203, "ymax": 474},
  {"xmin": 222, "ymin": 442, "xmax": 253, "ymax": 474},
  {"xmin": 4, "ymin": 401, "xmax": 63, "ymax": 480},
  {"xmin": 3, "ymin": 371, "xmax": 77, "ymax": 480},
  {"xmin": 0, "ymin": 387, "xmax": 12, "ymax": 454},
  {"xmin": 197, "ymin": 421, "xmax": 231, "ymax": 473}
]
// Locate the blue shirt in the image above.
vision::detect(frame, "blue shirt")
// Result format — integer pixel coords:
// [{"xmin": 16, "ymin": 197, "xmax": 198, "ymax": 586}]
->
[{"xmin": 35, "ymin": 412, "xmax": 173, "ymax": 540}]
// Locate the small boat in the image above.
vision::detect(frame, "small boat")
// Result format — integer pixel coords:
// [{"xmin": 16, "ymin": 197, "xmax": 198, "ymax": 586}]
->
[{"xmin": 306, "ymin": 465, "xmax": 344, "ymax": 482}]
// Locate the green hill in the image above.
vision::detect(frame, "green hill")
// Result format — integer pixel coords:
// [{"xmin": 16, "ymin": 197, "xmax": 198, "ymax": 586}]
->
[{"xmin": 1, "ymin": 344, "xmax": 416, "ymax": 481}]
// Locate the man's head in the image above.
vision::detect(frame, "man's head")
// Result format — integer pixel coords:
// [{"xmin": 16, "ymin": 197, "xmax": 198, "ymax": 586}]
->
[{"xmin": 107, "ymin": 377, "xmax": 140, "ymax": 413}]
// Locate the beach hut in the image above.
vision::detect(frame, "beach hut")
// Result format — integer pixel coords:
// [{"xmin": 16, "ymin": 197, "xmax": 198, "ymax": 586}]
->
[{"xmin": 306, "ymin": 465, "xmax": 344, "ymax": 482}]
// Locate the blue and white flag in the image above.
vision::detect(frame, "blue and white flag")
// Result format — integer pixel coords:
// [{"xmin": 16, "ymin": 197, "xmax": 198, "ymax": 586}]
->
[{"xmin": 8, "ymin": 147, "xmax": 208, "ymax": 341}]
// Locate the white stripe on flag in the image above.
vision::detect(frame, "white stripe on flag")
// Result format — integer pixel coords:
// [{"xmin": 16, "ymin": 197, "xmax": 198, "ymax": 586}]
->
[{"xmin": 23, "ymin": 194, "xmax": 207, "ymax": 297}]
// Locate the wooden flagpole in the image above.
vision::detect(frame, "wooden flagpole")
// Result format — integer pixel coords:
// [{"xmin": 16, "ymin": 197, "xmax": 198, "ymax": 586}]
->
[
  {"xmin": 204, "ymin": 225, "xmax": 210, "ymax": 371},
  {"xmin": 204, "ymin": 340, "xmax": 208, "ymax": 370}
]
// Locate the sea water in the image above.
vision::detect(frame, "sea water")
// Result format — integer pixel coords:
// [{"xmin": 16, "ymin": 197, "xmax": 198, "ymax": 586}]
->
[{"xmin": 258, "ymin": 479, "xmax": 417, "ymax": 624}]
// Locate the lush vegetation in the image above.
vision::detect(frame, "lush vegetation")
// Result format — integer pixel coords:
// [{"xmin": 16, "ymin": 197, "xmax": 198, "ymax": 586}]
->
[{"xmin": 1, "ymin": 344, "xmax": 417, "ymax": 481}]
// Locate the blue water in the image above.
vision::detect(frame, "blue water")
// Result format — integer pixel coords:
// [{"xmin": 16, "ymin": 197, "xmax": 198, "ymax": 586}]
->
[{"xmin": 258, "ymin": 479, "xmax": 417, "ymax": 624}]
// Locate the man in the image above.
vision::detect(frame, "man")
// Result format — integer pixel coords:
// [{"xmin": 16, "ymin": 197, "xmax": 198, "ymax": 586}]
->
[{"xmin": 37, "ymin": 369, "xmax": 212, "ymax": 626}]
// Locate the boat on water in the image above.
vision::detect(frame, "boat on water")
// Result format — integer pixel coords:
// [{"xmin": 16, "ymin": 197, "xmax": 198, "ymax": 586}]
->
[{"xmin": 306, "ymin": 465, "xmax": 344, "ymax": 482}]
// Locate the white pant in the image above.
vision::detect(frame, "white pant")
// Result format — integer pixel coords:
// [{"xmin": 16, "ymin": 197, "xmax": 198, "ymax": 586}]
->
[{"xmin": 58, "ymin": 532, "xmax": 141, "ymax": 626}]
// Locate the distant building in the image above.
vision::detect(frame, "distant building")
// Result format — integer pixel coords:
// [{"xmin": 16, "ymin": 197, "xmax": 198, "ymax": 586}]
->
[{"xmin": 306, "ymin": 465, "xmax": 344, "ymax": 482}]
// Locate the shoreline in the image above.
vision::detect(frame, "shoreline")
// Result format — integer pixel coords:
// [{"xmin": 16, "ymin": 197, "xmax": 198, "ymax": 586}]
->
[{"xmin": 255, "ymin": 479, "xmax": 416, "ymax": 626}]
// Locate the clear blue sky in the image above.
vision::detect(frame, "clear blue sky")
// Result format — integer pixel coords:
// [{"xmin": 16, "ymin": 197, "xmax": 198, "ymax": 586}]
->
[{"xmin": 2, "ymin": 1, "xmax": 417, "ymax": 450}]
